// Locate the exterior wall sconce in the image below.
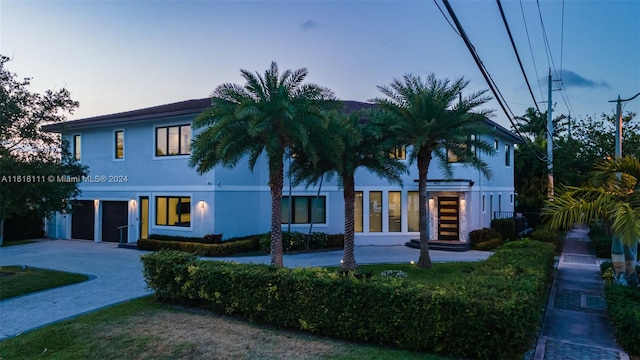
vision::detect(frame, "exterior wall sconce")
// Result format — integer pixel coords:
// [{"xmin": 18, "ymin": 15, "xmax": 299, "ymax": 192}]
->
[
  {"xmin": 94, "ymin": 199, "xmax": 99, "ymax": 207},
  {"xmin": 199, "ymin": 200, "xmax": 205, "ymax": 209},
  {"xmin": 130, "ymin": 199, "xmax": 136, "ymax": 207}
]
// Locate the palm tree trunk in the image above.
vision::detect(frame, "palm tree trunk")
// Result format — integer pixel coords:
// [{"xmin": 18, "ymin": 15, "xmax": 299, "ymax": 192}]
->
[
  {"xmin": 624, "ymin": 242, "xmax": 638, "ymax": 286},
  {"xmin": 611, "ymin": 234, "xmax": 627, "ymax": 284},
  {"xmin": 0, "ymin": 217, "xmax": 4, "ymax": 246},
  {"xmin": 269, "ymin": 158, "xmax": 284, "ymax": 267},
  {"xmin": 342, "ymin": 176, "xmax": 358, "ymax": 270},
  {"xmin": 417, "ymin": 147, "xmax": 432, "ymax": 269}
]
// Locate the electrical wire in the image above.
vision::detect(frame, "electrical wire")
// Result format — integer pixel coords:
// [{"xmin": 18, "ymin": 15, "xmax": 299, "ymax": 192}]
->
[
  {"xmin": 496, "ymin": 0, "xmax": 541, "ymax": 114},
  {"xmin": 519, "ymin": 0, "xmax": 545, "ymax": 103},
  {"xmin": 433, "ymin": 0, "xmax": 461, "ymax": 37}
]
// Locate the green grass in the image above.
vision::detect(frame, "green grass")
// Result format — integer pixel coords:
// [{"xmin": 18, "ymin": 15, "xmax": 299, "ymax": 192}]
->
[
  {"xmin": 0, "ymin": 296, "xmax": 454, "ymax": 360},
  {"xmin": 0, "ymin": 266, "xmax": 90, "ymax": 300},
  {"xmin": 328, "ymin": 262, "xmax": 478, "ymax": 287},
  {"xmin": 1, "ymin": 239, "xmax": 36, "ymax": 247}
]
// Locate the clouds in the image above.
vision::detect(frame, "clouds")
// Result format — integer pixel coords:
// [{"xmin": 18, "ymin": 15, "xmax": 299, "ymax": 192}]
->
[
  {"xmin": 300, "ymin": 19, "xmax": 319, "ymax": 31},
  {"xmin": 551, "ymin": 69, "xmax": 611, "ymax": 89}
]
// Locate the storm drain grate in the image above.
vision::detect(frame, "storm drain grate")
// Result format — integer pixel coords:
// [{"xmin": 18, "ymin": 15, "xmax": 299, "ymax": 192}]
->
[{"xmin": 554, "ymin": 289, "xmax": 606, "ymax": 313}]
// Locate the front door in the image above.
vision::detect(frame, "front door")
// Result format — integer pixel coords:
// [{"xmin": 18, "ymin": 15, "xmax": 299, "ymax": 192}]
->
[
  {"xmin": 438, "ymin": 197, "xmax": 459, "ymax": 241},
  {"xmin": 140, "ymin": 197, "xmax": 149, "ymax": 240}
]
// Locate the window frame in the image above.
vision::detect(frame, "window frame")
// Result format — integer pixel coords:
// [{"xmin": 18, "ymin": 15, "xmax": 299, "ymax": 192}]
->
[
  {"xmin": 505, "ymin": 144, "xmax": 511, "ymax": 166},
  {"xmin": 114, "ymin": 130, "xmax": 125, "ymax": 160},
  {"xmin": 281, "ymin": 195, "xmax": 327, "ymax": 224},
  {"xmin": 155, "ymin": 124, "xmax": 191, "ymax": 157},
  {"xmin": 155, "ymin": 196, "xmax": 191, "ymax": 227},
  {"xmin": 73, "ymin": 134, "xmax": 82, "ymax": 161}
]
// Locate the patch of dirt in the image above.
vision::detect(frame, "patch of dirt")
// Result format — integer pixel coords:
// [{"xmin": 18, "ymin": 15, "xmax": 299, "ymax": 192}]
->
[{"xmin": 103, "ymin": 308, "xmax": 343, "ymax": 359}]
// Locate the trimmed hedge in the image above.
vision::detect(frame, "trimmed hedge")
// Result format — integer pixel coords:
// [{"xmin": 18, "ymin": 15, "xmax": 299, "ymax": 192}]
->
[
  {"xmin": 491, "ymin": 218, "xmax": 517, "ymax": 241},
  {"xmin": 469, "ymin": 228, "xmax": 502, "ymax": 250},
  {"xmin": 259, "ymin": 231, "xmax": 344, "ymax": 252},
  {"xmin": 141, "ymin": 240, "xmax": 555, "ymax": 360},
  {"xmin": 474, "ymin": 238, "xmax": 504, "ymax": 251},
  {"xmin": 137, "ymin": 236, "xmax": 260, "ymax": 257},
  {"xmin": 148, "ymin": 233, "xmax": 223, "ymax": 244},
  {"xmin": 605, "ymin": 285, "xmax": 640, "ymax": 356}
]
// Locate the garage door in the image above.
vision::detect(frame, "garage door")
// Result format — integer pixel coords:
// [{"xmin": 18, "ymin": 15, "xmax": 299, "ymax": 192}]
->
[
  {"xmin": 71, "ymin": 200, "xmax": 95, "ymax": 240},
  {"xmin": 102, "ymin": 201, "xmax": 128, "ymax": 243}
]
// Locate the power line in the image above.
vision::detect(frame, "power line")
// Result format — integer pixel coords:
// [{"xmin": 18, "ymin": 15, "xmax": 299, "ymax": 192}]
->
[
  {"xmin": 519, "ymin": 0, "xmax": 545, "ymax": 103},
  {"xmin": 536, "ymin": 0, "xmax": 560, "ymax": 80},
  {"xmin": 441, "ymin": 0, "xmax": 547, "ymax": 162},
  {"xmin": 560, "ymin": 0, "xmax": 565, "ymax": 75},
  {"xmin": 432, "ymin": 0, "xmax": 461, "ymax": 37},
  {"xmin": 496, "ymin": 0, "xmax": 541, "ymax": 114}
]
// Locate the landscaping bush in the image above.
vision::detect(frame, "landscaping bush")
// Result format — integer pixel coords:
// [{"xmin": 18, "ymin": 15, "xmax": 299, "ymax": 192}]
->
[
  {"xmin": 142, "ymin": 240, "xmax": 555, "ymax": 360},
  {"xmin": 469, "ymin": 228, "xmax": 502, "ymax": 250},
  {"xmin": 147, "ymin": 233, "xmax": 223, "ymax": 244},
  {"xmin": 137, "ymin": 236, "xmax": 260, "ymax": 257},
  {"xmin": 259, "ymin": 231, "xmax": 340, "ymax": 253},
  {"xmin": 474, "ymin": 238, "xmax": 504, "ymax": 251},
  {"xmin": 141, "ymin": 250, "xmax": 196, "ymax": 302},
  {"xmin": 605, "ymin": 284, "xmax": 640, "ymax": 356},
  {"xmin": 327, "ymin": 234, "xmax": 345, "ymax": 248},
  {"xmin": 491, "ymin": 218, "xmax": 516, "ymax": 241},
  {"xmin": 529, "ymin": 229, "xmax": 563, "ymax": 253}
]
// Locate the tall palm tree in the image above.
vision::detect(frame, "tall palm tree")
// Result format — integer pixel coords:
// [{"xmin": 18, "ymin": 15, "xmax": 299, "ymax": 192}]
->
[
  {"xmin": 289, "ymin": 111, "xmax": 406, "ymax": 270},
  {"xmin": 189, "ymin": 61, "xmax": 340, "ymax": 267},
  {"xmin": 373, "ymin": 73, "xmax": 494, "ymax": 269},
  {"xmin": 544, "ymin": 156, "xmax": 640, "ymax": 285}
]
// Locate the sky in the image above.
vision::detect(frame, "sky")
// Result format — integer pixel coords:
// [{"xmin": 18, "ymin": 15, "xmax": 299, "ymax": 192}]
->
[{"xmin": 1, "ymin": 0, "xmax": 639, "ymax": 131}]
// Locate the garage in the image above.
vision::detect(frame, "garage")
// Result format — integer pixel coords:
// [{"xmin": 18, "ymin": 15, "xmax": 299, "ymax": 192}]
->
[
  {"xmin": 101, "ymin": 201, "xmax": 128, "ymax": 243},
  {"xmin": 71, "ymin": 200, "xmax": 95, "ymax": 240}
]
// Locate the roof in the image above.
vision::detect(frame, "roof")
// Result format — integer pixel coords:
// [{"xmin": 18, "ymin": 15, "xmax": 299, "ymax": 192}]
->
[{"xmin": 41, "ymin": 97, "xmax": 521, "ymax": 143}]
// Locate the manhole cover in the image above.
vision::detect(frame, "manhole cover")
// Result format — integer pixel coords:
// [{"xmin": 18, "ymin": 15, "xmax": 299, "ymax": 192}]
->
[{"xmin": 563, "ymin": 255, "xmax": 596, "ymax": 264}]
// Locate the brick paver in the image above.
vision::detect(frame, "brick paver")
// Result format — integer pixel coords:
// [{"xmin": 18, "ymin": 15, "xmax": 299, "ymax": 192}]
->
[{"xmin": 543, "ymin": 339, "xmax": 620, "ymax": 360}]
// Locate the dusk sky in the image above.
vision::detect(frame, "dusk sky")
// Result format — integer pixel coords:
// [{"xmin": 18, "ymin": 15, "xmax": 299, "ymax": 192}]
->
[{"xmin": 1, "ymin": 0, "xmax": 639, "ymax": 130}]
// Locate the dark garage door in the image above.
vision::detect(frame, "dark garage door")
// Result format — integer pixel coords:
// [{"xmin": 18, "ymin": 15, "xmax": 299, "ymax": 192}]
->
[
  {"xmin": 71, "ymin": 200, "xmax": 95, "ymax": 240},
  {"xmin": 102, "ymin": 201, "xmax": 128, "ymax": 243}
]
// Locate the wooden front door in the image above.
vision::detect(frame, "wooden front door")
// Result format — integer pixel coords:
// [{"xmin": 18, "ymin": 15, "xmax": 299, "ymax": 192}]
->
[{"xmin": 438, "ymin": 197, "xmax": 459, "ymax": 240}]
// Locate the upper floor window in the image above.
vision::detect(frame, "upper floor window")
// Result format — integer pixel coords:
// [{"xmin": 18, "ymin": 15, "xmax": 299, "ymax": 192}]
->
[
  {"xmin": 115, "ymin": 130, "xmax": 124, "ymax": 159},
  {"xmin": 156, "ymin": 124, "xmax": 191, "ymax": 156},
  {"xmin": 389, "ymin": 145, "xmax": 406, "ymax": 160},
  {"xmin": 494, "ymin": 139, "xmax": 499, "ymax": 151},
  {"xmin": 505, "ymin": 144, "xmax": 511, "ymax": 166},
  {"xmin": 73, "ymin": 134, "xmax": 81, "ymax": 161},
  {"xmin": 447, "ymin": 148, "xmax": 459, "ymax": 163}
]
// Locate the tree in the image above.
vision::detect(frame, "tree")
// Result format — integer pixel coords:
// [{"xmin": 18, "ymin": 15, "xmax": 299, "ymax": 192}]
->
[
  {"xmin": 0, "ymin": 55, "xmax": 86, "ymax": 245},
  {"xmin": 189, "ymin": 61, "xmax": 340, "ymax": 267},
  {"xmin": 544, "ymin": 156, "xmax": 639, "ymax": 286},
  {"xmin": 289, "ymin": 111, "xmax": 406, "ymax": 270},
  {"xmin": 372, "ymin": 73, "xmax": 494, "ymax": 269}
]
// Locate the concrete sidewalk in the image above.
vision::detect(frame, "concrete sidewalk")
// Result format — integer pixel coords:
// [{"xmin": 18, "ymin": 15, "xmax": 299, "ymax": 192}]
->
[
  {"xmin": 534, "ymin": 230, "xmax": 630, "ymax": 360},
  {"xmin": 0, "ymin": 239, "xmax": 491, "ymax": 341}
]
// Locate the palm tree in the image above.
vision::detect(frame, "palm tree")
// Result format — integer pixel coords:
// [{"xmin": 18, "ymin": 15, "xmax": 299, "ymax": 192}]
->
[
  {"xmin": 289, "ymin": 111, "xmax": 406, "ymax": 270},
  {"xmin": 189, "ymin": 61, "xmax": 340, "ymax": 267},
  {"xmin": 372, "ymin": 73, "xmax": 494, "ymax": 269},
  {"xmin": 544, "ymin": 156, "xmax": 640, "ymax": 285}
]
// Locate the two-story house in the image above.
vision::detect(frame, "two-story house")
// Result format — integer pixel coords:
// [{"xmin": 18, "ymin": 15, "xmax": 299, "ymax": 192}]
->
[{"xmin": 42, "ymin": 98, "xmax": 521, "ymax": 246}]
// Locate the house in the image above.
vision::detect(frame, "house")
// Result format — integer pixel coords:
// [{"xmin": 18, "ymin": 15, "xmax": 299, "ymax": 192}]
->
[{"xmin": 42, "ymin": 98, "xmax": 521, "ymax": 246}]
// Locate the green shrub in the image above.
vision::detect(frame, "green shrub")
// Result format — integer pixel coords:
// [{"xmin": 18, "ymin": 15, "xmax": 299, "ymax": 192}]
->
[
  {"xmin": 142, "ymin": 240, "xmax": 555, "ymax": 360},
  {"xmin": 474, "ymin": 238, "xmax": 504, "ymax": 251},
  {"xmin": 327, "ymin": 234, "xmax": 345, "ymax": 248},
  {"xmin": 591, "ymin": 233, "xmax": 612, "ymax": 258},
  {"xmin": 605, "ymin": 285, "xmax": 640, "ymax": 355},
  {"xmin": 147, "ymin": 233, "xmax": 223, "ymax": 244},
  {"xmin": 137, "ymin": 236, "xmax": 260, "ymax": 257},
  {"xmin": 529, "ymin": 229, "xmax": 562, "ymax": 253},
  {"xmin": 259, "ymin": 231, "xmax": 341, "ymax": 253},
  {"xmin": 491, "ymin": 218, "xmax": 517, "ymax": 241},
  {"xmin": 140, "ymin": 250, "xmax": 196, "ymax": 301},
  {"xmin": 469, "ymin": 228, "xmax": 502, "ymax": 250}
]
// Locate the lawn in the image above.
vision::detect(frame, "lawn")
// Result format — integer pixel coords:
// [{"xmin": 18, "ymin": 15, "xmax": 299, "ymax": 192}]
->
[
  {"xmin": 0, "ymin": 266, "xmax": 90, "ymax": 300},
  {"xmin": 0, "ymin": 296, "xmax": 455, "ymax": 360}
]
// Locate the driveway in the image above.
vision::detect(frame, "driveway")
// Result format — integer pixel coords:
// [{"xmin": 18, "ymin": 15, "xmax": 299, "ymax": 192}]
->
[{"xmin": 0, "ymin": 239, "xmax": 492, "ymax": 340}]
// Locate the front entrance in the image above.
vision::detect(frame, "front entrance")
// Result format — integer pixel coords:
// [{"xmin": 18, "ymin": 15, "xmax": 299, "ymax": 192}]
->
[
  {"xmin": 101, "ymin": 201, "xmax": 128, "ymax": 243},
  {"xmin": 139, "ymin": 196, "xmax": 149, "ymax": 240},
  {"xmin": 437, "ymin": 197, "xmax": 459, "ymax": 240}
]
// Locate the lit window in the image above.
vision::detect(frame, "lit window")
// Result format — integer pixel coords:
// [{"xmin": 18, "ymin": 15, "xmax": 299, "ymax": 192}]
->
[
  {"xmin": 281, "ymin": 196, "xmax": 326, "ymax": 224},
  {"xmin": 369, "ymin": 191, "xmax": 382, "ymax": 232},
  {"xmin": 388, "ymin": 191, "xmax": 401, "ymax": 232},
  {"xmin": 355, "ymin": 192, "xmax": 363, "ymax": 232},
  {"xmin": 389, "ymin": 146, "xmax": 406, "ymax": 160},
  {"xmin": 155, "ymin": 196, "xmax": 191, "ymax": 227},
  {"xmin": 115, "ymin": 130, "xmax": 124, "ymax": 159},
  {"xmin": 156, "ymin": 125, "xmax": 191, "ymax": 156},
  {"xmin": 73, "ymin": 135, "xmax": 81, "ymax": 161},
  {"xmin": 408, "ymin": 192, "xmax": 419, "ymax": 232}
]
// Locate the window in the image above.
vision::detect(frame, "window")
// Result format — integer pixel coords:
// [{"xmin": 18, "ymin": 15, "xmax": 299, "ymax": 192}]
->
[
  {"xmin": 470, "ymin": 134, "xmax": 477, "ymax": 156},
  {"xmin": 408, "ymin": 192, "xmax": 419, "ymax": 232},
  {"xmin": 447, "ymin": 148, "xmax": 459, "ymax": 163},
  {"xmin": 389, "ymin": 146, "xmax": 406, "ymax": 160},
  {"xmin": 155, "ymin": 196, "xmax": 191, "ymax": 227},
  {"xmin": 355, "ymin": 192, "xmax": 363, "ymax": 232},
  {"xmin": 510, "ymin": 193, "xmax": 514, "ymax": 204},
  {"xmin": 369, "ymin": 191, "xmax": 382, "ymax": 232},
  {"xmin": 73, "ymin": 135, "xmax": 81, "ymax": 161},
  {"xmin": 482, "ymin": 194, "xmax": 486, "ymax": 213},
  {"xmin": 388, "ymin": 191, "xmax": 401, "ymax": 232},
  {"xmin": 115, "ymin": 130, "xmax": 124, "ymax": 159},
  {"xmin": 281, "ymin": 196, "xmax": 326, "ymax": 224},
  {"xmin": 156, "ymin": 124, "xmax": 191, "ymax": 156},
  {"xmin": 505, "ymin": 144, "xmax": 511, "ymax": 166},
  {"xmin": 494, "ymin": 139, "xmax": 499, "ymax": 151},
  {"xmin": 498, "ymin": 194, "xmax": 502, "ymax": 212}
]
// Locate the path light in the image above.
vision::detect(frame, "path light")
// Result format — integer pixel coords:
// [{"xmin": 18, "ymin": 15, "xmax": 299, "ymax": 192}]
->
[
  {"xmin": 340, "ymin": 259, "xmax": 344, "ymax": 264},
  {"xmin": 410, "ymin": 260, "xmax": 415, "ymax": 265}
]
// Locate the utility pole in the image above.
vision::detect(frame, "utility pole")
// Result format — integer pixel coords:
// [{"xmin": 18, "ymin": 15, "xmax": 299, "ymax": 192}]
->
[
  {"xmin": 547, "ymin": 69, "xmax": 554, "ymax": 198},
  {"xmin": 609, "ymin": 92, "xmax": 640, "ymax": 159}
]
